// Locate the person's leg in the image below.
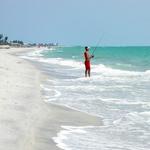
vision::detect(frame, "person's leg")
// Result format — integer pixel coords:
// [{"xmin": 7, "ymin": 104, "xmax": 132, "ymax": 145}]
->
[
  {"xmin": 85, "ymin": 69, "xmax": 88, "ymax": 77},
  {"xmin": 88, "ymin": 69, "xmax": 90, "ymax": 77}
]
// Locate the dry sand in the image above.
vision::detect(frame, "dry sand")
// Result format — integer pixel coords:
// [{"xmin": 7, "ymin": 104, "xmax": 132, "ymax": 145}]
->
[{"xmin": 0, "ymin": 47, "xmax": 102, "ymax": 150}]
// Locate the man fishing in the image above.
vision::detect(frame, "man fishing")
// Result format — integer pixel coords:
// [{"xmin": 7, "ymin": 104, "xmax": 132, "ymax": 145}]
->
[{"xmin": 84, "ymin": 46, "xmax": 94, "ymax": 77}]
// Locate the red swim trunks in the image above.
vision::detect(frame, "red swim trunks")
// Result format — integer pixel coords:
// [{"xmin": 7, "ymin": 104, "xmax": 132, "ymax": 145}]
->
[{"xmin": 85, "ymin": 61, "xmax": 90, "ymax": 70}]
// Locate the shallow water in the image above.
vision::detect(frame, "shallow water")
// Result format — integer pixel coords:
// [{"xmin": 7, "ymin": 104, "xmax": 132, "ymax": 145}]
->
[{"xmin": 22, "ymin": 46, "xmax": 150, "ymax": 150}]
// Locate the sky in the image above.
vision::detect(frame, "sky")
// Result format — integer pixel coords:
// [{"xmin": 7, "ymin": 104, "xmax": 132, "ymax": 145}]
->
[{"xmin": 1, "ymin": 0, "xmax": 150, "ymax": 46}]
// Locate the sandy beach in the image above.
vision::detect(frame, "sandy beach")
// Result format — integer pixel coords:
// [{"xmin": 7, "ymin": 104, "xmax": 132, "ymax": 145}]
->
[{"xmin": 0, "ymin": 47, "xmax": 102, "ymax": 150}]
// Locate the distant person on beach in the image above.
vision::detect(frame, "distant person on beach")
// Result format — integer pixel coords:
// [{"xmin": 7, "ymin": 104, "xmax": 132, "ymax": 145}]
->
[{"xmin": 84, "ymin": 46, "xmax": 94, "ymax": 77}]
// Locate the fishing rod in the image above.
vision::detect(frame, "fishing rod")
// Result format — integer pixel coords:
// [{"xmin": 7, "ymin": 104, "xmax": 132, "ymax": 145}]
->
[{"xmin": 92, "ymin": 33, "xmax": 104, "ymax": 56}]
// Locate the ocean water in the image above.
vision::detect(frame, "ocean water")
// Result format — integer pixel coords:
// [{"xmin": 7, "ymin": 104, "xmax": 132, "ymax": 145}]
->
[{"xmin": 22, "ymin": 46, "xmax": 150, "ymax": 150}]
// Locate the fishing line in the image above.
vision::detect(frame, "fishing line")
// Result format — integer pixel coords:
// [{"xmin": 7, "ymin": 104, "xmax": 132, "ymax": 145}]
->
[{"xmin": 92, "ymin": 33, "xmax": 104, "ymax": 55}]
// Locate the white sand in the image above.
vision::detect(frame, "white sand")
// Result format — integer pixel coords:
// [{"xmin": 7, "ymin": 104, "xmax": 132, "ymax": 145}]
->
[{"xmin": 0, "ymin": 47, "xmax": 102, "ymax": 150}]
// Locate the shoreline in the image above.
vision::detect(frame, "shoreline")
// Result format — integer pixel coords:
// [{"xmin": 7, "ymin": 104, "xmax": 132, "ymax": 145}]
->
[{"xmin": 0, "ymin": 47, "xmax": 102, "ymax": 150}]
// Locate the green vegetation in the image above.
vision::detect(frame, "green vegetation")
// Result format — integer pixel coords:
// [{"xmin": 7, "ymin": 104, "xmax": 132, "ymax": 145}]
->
[
  {"xmin": 0, "ymin": 33, "xmax": 59, "ymax": 47},
  {"xmin": 0, "ymin": 33, "xmax": 24, "ymax": 46},
  {"xmin": 0, "ymin": 34, "xmax": 8, "ymax": 45}
]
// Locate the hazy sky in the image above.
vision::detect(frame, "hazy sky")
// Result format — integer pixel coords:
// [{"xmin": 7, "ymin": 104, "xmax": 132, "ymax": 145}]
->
[{"xmin": 1, "ymin": 0, "xmax": 150, "ymax": 46}]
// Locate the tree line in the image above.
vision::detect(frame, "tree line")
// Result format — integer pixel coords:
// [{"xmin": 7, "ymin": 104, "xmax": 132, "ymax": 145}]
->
[
  {"xmin": 0, "ymin": 34, "xmax": 24, "ymax": 45},
  {"xmin": 0, "ymin": 34, "xmax": 8, "ymax": 45},
  {"xmin": 0, "ymin": 33, "xmax": 59, "ymax": 47}
]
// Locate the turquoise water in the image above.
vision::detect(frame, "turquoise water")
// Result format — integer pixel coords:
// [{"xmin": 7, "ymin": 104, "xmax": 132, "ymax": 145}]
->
[
  {"xmin": 23, "ymin": 46, "xmax": 150, "ymax": 150},
  {"xmin": 43, "ymin": 46, "xmax": 150, "ymax": 71}
]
